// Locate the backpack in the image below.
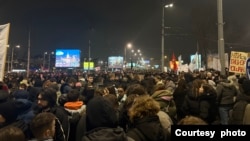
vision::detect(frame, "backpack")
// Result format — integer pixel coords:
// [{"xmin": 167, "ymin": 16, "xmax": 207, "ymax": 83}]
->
[{"xmin": 82, "ymin": 127, "xmax": 128, "ymax": 141}]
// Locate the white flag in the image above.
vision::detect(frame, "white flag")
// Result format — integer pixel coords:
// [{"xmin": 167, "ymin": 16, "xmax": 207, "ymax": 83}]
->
[
  {"xmin": 0, "ymin": 23, "xmax": 10, "ymax": 81},
  {"xmin": 188, "ymin": 52, "xmax": 198, "ymax": 72},
  {"xmin": 178, "ymin": 55, "xmax": 182, "ymax": 64}
]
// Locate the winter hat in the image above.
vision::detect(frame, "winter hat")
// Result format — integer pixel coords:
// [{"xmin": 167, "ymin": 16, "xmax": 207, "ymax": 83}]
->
[
  {"xmin": 0, "ymin": 90, "xmax": 9, "ymax": 103},
  {"xmin": 242, "ymin": 80, "xmax": 250, "ymax": 95},
  {"xmin": 0, "ymin": 100, "xmax": 18, "ymax": 123}
]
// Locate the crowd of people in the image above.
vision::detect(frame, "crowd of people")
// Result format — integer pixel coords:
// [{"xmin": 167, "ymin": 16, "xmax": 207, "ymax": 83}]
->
[{"xmin": 0, "ymin": 69, "xmax": 249, "ymax": 141}]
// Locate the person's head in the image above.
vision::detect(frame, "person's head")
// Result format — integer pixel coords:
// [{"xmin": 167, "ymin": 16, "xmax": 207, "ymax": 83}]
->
[
  {"xmin": 191, "ymin": 79, "xmax": 204, "ymax": 97},
  {"xmin": 37, "ymin": 88, "xmax": 57, "ymax": 109},
  {"xmin": 154, "ymin": 75, "xmax": 162, "ymax": 84},
  {"xmin": 67, "ymin": 89, "xmax": 80, "ymax": 102},
  {"xmin": 18, "ymin": 83, "xmax": 27, "ymax": 90},
  {"xmin": 126, "ymin": 84, "xmax": 147, "ymax": 96},
  {"xmin": 67, "ymin": 77, "xmax": 77, "ymax": 87},
  {"xmin": 103, "ymin": 94, "xmax": 119, "ymax": 110},
  {"xmin": 117, "ymin": 85, "xmax": 125, "ymax": 97},
  {"xmin": 87, "ymin": 75, "xmax": 94, "ymax": 83},
  {"xmin": 0, "ymin": 90, "xmax": 9, "ymax": 103},
  {"xmin": 128, "ymin": 95, "xmax": 160, "ymax": 122},
  {"xmin": 199, "ymin": 83, "xmax": 216, "ymax": 95},
  {"xmin": 42, "ymin": 80, "xmax": 52, "ymax": 88},
  {"xmin": 30, "ymin": 112, "xmax": 56, "ymax": 140},
  {"xmin": 0, "ymin": 101, "xmax": 18, "ymax": 124},
  {"xmin": 86, "ymin": 96, "xmax": 118, "ymax": 131},
  {"xmin": 177, "ymin": 116, "xmax": 207, "ymax": 125},
  {"xmin": 0, "ymin": 126, "xmax": 26, "ymax": 141}
]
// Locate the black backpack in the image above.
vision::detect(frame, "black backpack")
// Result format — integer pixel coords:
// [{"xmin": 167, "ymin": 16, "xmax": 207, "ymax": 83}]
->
[{"xmin": 82, "ymin": 127, "xmax": 128, "ymax": 141}]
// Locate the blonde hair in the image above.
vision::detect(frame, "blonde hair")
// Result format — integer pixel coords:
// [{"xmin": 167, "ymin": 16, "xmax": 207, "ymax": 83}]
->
[{"xmin": 129, "ymin": 95, "xmax": 160, "ymax": 122}]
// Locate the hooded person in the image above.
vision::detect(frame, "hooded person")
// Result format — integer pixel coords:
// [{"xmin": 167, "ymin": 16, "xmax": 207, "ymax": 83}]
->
[
  {"xmin": 0, "ymin": 100, "xmax": 19, "ymax": 127},
  {"xmin": 82, "ymin": 95, "xmax": 133, "ymax": 141},
  {"xmin": 86, "ymin": 95, "xmax": 118, "ymax": 131}
]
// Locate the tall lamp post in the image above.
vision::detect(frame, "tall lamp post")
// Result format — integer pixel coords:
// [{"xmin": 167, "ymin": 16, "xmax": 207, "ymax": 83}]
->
[
  {"xmin": 161, "ymin": 2, "xmax": 173, "ymax": 72},
  {"xmin": 124, "ymin": 43, "xmax": 132, "ymax": 68},
  {"xmin": 43, "ymin": 52, "xmax": 47, "ymax": 70},
  {"xmin": 217, "ymin": 0, "xmax": 225, "ymax": 75},
  {"xmin": 48, "ymin": 52, "xmax": 54, "ymax": 72},
  {"xmin": 11, "ymin": 45, "xmax": 20, "ymax": 71}
]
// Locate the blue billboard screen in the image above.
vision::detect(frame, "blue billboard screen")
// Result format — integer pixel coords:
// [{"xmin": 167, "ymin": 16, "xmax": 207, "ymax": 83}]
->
[{"xmin": 55, "ymin": 49, "xmax": 80, "ymax": 67}]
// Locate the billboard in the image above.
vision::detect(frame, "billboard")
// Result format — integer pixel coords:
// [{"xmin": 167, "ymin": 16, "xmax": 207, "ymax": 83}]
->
[
  {"xmin": 83, "ymin": 62, "xmax": 94, "ymax": 70},
  {"xmin": 108, "ymin": 56, "xmax": 123, "ymax": 68},
  {"xmin": 55, "ymin": 49, "xmax": 80, "ymax": 67}
]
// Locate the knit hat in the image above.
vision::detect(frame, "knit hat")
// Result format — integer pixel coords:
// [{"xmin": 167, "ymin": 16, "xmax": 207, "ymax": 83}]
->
[
  {"xmin": 0, "ymin": 100, "xmax": 18, "ymax": 123},
  {"xmin": 242, "ymin": 80, "xmax": 250, "ymax": 95},
  {"xmin": 20, "ymin": 79, "xmax": 29, "ymax": 86},
  {"xmin": 0, "ymin": 90, "xmax": 9, "ymax": 103}
]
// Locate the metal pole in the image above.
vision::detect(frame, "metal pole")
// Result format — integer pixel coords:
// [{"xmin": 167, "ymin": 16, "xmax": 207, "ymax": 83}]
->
[
  {"xmin": 161, "ymin": 3, "xmax": 165, "ymax": 72},
  {"xmin": 124, "ymin": 47, "xmax": 126, "ymax": 66},
  {"xmin": 43, "ymin": 52, "xmax": 46, "ymax": 70},
  {"xmin": 27, "ymin": 29, "xmax": 30, "ymax": 77},
  {"xmin": 217, "ymin": 0, "xmax": 225, "ymax": 75},
  {"xmin": 88, "ymin": 40, "xmax": 91, "ymax": 73},
  {"xmin": 7, "ymin": 56, "xmax": 10, "ymax": 72},
  {"xmin": 48, "ymin": 53, "xmax": 51, "ymax": 72},
  {"xmin": 11, "ymin": 47, "xmax": 14, "ymax": 71}
]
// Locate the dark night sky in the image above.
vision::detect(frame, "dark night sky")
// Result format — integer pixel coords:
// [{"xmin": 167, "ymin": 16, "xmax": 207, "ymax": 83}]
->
[{"xmin": 0, "ymin": 0, "xmax": 250, "ymax": 64}]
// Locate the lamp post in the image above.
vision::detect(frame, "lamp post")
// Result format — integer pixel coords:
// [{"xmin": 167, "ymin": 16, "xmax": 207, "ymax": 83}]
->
[
  {"xmin": 10, "ymin": 45, "xmax": 20, "ymax": 71},
  {"xmin": 161, "ymin": 2, "xmax": 173, "ymax": 72},
  {"xmin": 48, "ymin": 52, "xmax": 54, "ymax": 72},
  {"xmin": 124, "ymin": 43, "xmax": 132, "ymax": 68},
  {"xmin": 43, "ymin": 52, "xmax": 47, "ymax": 70},
  {"xmin": 217, "ymin": 0, "xmax": 225, "ymax": 75}
]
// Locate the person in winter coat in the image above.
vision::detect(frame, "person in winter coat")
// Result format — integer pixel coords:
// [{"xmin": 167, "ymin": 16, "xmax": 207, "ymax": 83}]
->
[
  {"xmin": 181, "ymin": 79, "xmax": 218, "ymax": 124},
  {"xmin": 198, "ymin": 83, "xmax": 218, "ymax": 124},
  {"xmin": 229, "ymin": 79, "xmax": 250, "ymax": 124},
  {"xmin": 35, "ymin": 88, "xmax": 69, "ymax": 141},
  {"xmin": 127, "ymin": 95, "xmax": 169, "ymax": 141},
  {"xmin": 216, "ymin": 75, "xmax": 238, "ymax": 125}
]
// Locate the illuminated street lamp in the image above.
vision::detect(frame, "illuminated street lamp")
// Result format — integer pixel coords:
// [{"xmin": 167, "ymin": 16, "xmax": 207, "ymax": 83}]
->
[
  {"xmin": 43, "ymin": 52, "xmax": 47, "ymax": 69},
  {"xmin": 124, "ymin": 43, "xmax": 132, "ymax": 66},
  {"xmin": 161, "ymin": 3, "xmax": 173, "ymax": 72},
  {"xmin": 48, "ymin": 52, "xmax": 54, "ymax": 71},
  {"xmin": 11, "ymin": 45, "xmax": 20, "ymax": 71}
]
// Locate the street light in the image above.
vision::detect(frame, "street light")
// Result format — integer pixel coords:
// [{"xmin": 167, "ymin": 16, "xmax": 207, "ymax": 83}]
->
[
  {"xmin": 48, "ymin": 52, "xmax": 54, "ymax": 72},
  {"xmin": 43, "ymin": 52, "xmax": 47, "ymax": 70},
  {"xmin": 124, "ymin": 43, "xmax": 132, "ymax": 67},
  {"xmin": 217, "ymin": 0, "xmax": 225, "ymax": 75},
  {"xmin": 161, "ymin": 2, "xmax": 173, "ymax": 72},
  {"xmin": 10, "ymin": 45, "xmax": 20, "ymax": 71}
]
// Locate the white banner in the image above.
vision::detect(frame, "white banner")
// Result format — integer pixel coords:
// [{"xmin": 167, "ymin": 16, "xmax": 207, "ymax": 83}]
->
[{"xmin": 0, "ymin": 23, "xmax": 10, "ymax": 81}]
